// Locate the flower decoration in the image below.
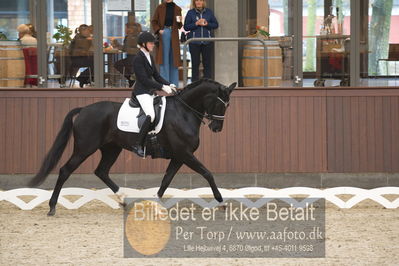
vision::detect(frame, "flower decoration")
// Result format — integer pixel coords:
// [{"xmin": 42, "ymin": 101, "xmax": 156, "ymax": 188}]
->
[
  {"xmin": 256, "ymin": 26, "xmax": 270, "ymax": 38},
  {"xmin": 103, "ymin": 42, "xmax": 109, "ymax": 48}
]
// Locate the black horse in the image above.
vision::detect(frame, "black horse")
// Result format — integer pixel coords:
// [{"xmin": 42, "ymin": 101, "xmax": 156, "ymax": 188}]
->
[{"xmin": 29, "ymin": 79, "xmax": 236, "ymax": 216}]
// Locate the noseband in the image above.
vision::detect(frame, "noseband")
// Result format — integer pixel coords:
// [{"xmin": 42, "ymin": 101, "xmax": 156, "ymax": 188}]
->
[
  {"xmin": 208, "ymin": 97, "xmax": 229, "ymax": 120},
  {"xmin": 175, "ymin": 95, "xmax": 229, "ymax": 124}
]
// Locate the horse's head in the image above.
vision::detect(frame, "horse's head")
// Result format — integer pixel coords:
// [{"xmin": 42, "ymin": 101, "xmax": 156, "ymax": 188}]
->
[{"xmin": 206, "ymin": 82, "xmax": 237, "ymax": 132}]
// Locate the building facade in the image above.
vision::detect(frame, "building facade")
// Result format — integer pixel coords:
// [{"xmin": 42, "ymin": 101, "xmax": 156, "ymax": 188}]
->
[{"xmin": 0, "ymin": 0, "xmax": 398, "ymax": 88}]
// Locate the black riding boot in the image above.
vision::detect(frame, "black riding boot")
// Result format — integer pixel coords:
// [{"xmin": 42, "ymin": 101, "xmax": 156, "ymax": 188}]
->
[{"xmin": 132, "ymin": 115, "xmax": 152, "ymax": 157}]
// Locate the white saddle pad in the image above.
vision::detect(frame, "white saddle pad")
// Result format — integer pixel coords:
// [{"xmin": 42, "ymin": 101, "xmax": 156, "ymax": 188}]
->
[{"xmin": 117, "ymin": 97, "xmax": 167, "ymax": 134}]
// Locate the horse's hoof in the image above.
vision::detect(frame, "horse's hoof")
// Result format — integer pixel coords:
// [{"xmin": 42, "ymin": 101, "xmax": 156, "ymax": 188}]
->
[
  {"xmin": 115, "ymin": 191, "xmax": 127, "ymax": 207},
  {"xmin": 157, "ymin": 191, "xmax": 164, "ymax": 198},
  {"xmin": 215, "ymin": 195, "xmax": 223, "ymax": 203},
  {"xmin": 47, "ymin": 208, "xmax": 56, "ymax": 216}
]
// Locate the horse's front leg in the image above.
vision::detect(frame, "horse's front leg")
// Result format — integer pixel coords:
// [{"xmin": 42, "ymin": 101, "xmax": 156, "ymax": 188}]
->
[
  {"xmin": 182, "ymin": 153, "xmax": 223, "ymax": 202},
  {"xmin": 158, "ymin": 159, "xmax": 183, "ymax": 198}
]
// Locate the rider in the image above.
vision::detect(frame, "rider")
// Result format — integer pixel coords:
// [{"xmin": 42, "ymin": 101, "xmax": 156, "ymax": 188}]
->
[{"xmin": 132, "ymin": 31, "xmax": 177, "ymax": 157}]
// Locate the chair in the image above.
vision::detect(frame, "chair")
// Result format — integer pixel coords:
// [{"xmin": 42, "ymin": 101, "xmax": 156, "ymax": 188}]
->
[
  {"xmin": 67, "ymin": 56, "xmax": 93, "ymax": 88},
  {"xmin": 68, "ymin": 66, "xmax": 92, "ymax": 88},
  {"xmin": 22, "ymin": 47, "xmax": 38, "ymax": 86},
  {"xmin": 378, "ymin": 44, "xmax": 399, "ymax": 77}
]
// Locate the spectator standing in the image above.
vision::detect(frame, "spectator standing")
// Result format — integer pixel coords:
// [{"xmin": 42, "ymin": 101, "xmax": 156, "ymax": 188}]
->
[
  {"xmin": 184, "ymin": 0, "xmax": 218, "ymax": 81},
  {"xmin": 151, "ymin": 0, "xmax": 183, "ymax": 86}
]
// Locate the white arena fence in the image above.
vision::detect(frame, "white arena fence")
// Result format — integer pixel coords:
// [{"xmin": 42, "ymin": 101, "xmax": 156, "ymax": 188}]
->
[{"xmin": 1, "ymin": 187, "xmax": 399, "ymax": 210}]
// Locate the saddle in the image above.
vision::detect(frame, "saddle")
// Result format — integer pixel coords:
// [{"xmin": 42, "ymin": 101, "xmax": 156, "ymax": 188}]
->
[
  {"xmin": 117, "ymin": 97, "xmax": 167, "ymax": 135},
  {"xmin": 129, "ymin": 96, "xmax": 163, "ymax": 129},
  {"xmin": 121, "ymin": 96, "xmax": 169, "ymax": 159}
]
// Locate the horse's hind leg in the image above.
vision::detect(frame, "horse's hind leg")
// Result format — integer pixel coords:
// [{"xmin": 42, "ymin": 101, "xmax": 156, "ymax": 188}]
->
[
  {"xmin": 48, "ymin": 149, "xmax": 94, "ymax": 216},
  {"xmin": 157, "ymin": 159, "xmax": 183, "ymax": 198},
  {"xmin": 182, "ymin": 154, "xmax": 223, "ymax": 202},
  {"xmin": 94, "ymin": 144, "xmax": 122, "ymax": 201}
]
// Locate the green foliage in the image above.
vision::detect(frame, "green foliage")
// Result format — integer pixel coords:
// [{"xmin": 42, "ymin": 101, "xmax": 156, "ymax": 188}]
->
[
  {"xmin": 52, "ymin": 25, "xmax": 72, "ymax": 46},
  {"xmin": 0, "ymin": 32, "xmax": 7, "ymax": 40},
  {"xmin": 256, "ymin": 26, "xmax": 270, "ymax": 38},
  {"xmin": 257, "ymin": 29, "xmax": 270, "ymax": 38}
]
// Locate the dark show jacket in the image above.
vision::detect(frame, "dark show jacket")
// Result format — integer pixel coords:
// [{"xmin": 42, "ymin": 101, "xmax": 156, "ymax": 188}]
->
[
  {"xmin": 69, "ymin": 34, "xmax": 93, "ymax": 56},
  {"xmin": 132, "ymin": 50, "xmax": 170, "ymax": 97}
]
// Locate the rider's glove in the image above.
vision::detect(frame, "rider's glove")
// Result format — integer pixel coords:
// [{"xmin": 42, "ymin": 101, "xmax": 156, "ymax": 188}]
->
[
  {"xmin": 162, "ymin": 85, "xmax": 173, "ymax": 94},
  {"xmin": 170, "ymin": 84, "xmax": 177, "ymax": 92}
]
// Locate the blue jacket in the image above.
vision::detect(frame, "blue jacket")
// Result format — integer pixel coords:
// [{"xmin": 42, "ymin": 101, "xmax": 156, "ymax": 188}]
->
[{"xmin": 184, "ymin": 8, "xmax": 218, "ymax": 44}]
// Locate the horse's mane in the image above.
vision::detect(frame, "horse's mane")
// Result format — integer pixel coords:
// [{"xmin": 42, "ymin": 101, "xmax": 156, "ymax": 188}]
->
[{"xmin": 177, "ymin": 79, "xmax": 221, "ymax": 96}]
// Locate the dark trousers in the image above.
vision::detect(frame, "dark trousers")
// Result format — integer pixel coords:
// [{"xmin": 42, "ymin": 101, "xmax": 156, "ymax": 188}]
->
[
  {"xmin": 114, "ymin": 55, "xmax": 135, "ymax": 80},
  {"xmin": 189, "ymin": 43, "xmax": 213, "ymax": 82},
  {"xmin": 70, "ymin": 56, "xmax": 94, "ymax": 84}
]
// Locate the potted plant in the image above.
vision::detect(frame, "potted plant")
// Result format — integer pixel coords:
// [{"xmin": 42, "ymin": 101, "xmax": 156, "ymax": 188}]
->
[
  {"xmin": 256, "ymin": 26, "xmax": 270, "ymax": 39},
  {"xmin": 52, "ymin": 25, "xmax": 73, "ymax": 86},
  {"xmin": 0, "ymin": 32, "xmax": 7, "ymax": 40},
  {"xmin": 52, "ymin": 25, "xmax": 72, "ymax": 46}
]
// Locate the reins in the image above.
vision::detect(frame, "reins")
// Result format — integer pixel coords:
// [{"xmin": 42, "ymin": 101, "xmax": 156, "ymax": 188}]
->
[{"xmin": 175, "ymin": 95, "xmax": 227, "ymax": 124}]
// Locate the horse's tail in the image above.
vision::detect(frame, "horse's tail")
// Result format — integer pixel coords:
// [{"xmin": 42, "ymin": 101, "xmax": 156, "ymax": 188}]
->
[{"xmin": 28, "ymin": 107, "xmax": 82, "ymax": 187}]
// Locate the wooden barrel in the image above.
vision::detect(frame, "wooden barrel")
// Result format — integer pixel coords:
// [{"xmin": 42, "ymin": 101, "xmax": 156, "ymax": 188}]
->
[
  {"xmin": 242, "ymin": 41, "xmax": 282, "ymax": 87},
  {"xmin": 0, "ymin": 41, "xmax": 25, "ymax": 87}
]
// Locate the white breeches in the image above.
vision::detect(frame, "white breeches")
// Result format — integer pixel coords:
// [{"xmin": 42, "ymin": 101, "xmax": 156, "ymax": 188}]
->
[{"xmin": 136, "ymin": 94, "xmax": 155, "ymax": 123}]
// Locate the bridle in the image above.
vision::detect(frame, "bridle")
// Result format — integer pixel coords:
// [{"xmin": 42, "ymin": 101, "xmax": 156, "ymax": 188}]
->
[{"xmin": 175, "ymin": 95, "xmax": 229, "ymax": 124}]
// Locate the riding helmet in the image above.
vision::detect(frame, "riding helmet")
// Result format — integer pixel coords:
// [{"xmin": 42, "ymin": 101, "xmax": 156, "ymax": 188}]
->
[{"xmin": 137, "ymin": 32, "xmax": 156, "ymax": 46}]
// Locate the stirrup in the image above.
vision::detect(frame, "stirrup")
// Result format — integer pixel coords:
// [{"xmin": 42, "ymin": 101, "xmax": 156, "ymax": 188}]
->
[{"xmin": 132, "ymin": 144, "xmax": 146, "ymax": 159}]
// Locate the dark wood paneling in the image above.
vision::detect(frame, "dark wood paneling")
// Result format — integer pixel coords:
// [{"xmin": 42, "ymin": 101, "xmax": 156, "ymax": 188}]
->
[
  {"xmin": 375, "ymin": 97, "xmax": 384, "ymax": 171},
  {"xmin": 327, "ymin": 95, "xmax": 399, "ymax": 172},
  {"xmin": 0, "ymin": 98, "xmax": 5, "ymax": 172},
  {"xmin": 298, "ymin": 97, "xmax": 307, "ymax": 171},
  {"xmin": 382, "ymin": 97, "xmax": 392, "ymax": 172},
  {"xmin": 1, "ymin": 87, "xmax": 399, "ymax": 174},
  {"xmin": 391, "ymin": 97, "xmax": 399, "ymax": 172},
  {"xmin": 289, "ymin": 97, "xmax": 299, "ymax": 171},
  {"xmin": 350, "ymin": 97, "xmax": 360, "ymax": 171}
]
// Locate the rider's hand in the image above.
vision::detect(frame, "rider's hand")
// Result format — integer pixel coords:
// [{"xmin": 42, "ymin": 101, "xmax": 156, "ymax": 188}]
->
[
  {"xmin": 162, "ymin": 85, "xmax": 173, "ymax": 94},
  {"xmin": 170, "ymin": 84, "xmax": 177, "ymax": 92}
]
